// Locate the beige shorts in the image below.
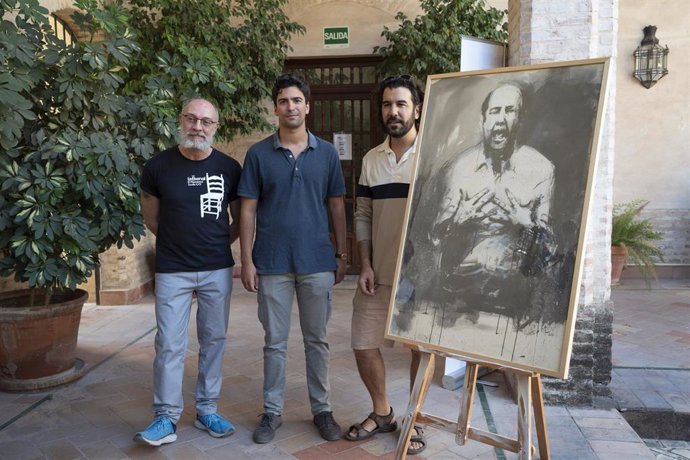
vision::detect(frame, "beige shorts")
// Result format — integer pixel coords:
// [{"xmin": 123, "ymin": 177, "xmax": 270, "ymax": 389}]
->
[{"xmin": 351, "ymin": 285, "xmax": 395, "ymax": 350}]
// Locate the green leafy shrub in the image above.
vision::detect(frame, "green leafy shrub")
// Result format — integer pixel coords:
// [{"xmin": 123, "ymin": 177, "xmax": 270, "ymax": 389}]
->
[
  {"xmin": 0, "ymin": 0, "xmax": 304, "ymax": 301},
  {"xmin": 0, "ymin": 0, "xmax": 145, "ymax": 296},
  {"xmin": 123, "ymin": 0, "xmax": 304, "ymax": 141},
  {"xmin": 374, "ymin": 0, "xmax": 508, "ymax": 81},
  {"xmin": 611, "ymin": 200, "xmax": 664, "ymax": 281}
]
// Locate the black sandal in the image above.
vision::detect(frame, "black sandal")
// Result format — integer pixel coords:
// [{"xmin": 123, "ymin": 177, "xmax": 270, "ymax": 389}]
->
[
  {"xmin": 344, "ymin": 407, "xmax": 398, "ymax": 441},
  {"xmin": 407, "ymin": 425, "xmax": 427, "ymax": 455}
]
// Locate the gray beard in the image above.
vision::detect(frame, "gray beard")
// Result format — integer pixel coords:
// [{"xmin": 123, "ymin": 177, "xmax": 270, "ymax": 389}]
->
[{"xmin": 179, "ymin": 131, "xmax": 213, "ymax": 151}]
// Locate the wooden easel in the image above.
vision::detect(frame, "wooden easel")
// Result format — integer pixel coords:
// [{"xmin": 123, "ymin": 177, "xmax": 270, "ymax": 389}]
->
[{"xmin": 395, "ymin": 350, "xmax": 550, "ymax": 459}]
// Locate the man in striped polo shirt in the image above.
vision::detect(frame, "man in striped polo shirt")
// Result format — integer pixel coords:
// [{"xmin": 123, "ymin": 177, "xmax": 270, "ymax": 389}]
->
[{"xmin": 344, "ymin": 75, "xmax": 427, "ymax": 455}]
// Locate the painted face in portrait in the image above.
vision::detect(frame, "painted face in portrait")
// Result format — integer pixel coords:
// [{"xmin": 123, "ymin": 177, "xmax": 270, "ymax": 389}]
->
[
  {"xmin": 482, "ymin": 85, "xmax": 522, "ymax": 153},
  {"xmin": 382, "ymin": 86, "xmax": 419, "ymax": 139},
  {"xmin": 178, "ymin": 99, "xmax": 218, "ymax": 151}
]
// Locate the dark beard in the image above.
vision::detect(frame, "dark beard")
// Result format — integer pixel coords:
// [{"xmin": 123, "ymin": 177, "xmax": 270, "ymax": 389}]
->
[
  {"xmin": 385, "ymin": 117, "xmax": 415, "ymax": 138},
  {"xmin": 485, "ymin": 142, "xmax": 515, "ymax": 158}
]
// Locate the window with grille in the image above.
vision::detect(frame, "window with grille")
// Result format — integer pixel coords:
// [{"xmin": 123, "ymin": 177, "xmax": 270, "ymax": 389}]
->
[{"xmin": 49, "ymin": 13, "xmax": 76, "ymax": 45}]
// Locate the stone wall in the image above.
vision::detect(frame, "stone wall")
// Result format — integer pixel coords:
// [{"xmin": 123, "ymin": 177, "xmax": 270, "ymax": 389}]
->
[
  {"xmin": 97, "ymin": 234, "xmax": 155, "ymax": 305},
  {"xmin": 0, "ymin": 270, "xmax": 96, "ymax": 302},
  {"xmin": 644, "ymin": 209, "xmax": 690, "ymax": 267},
  {"xmin": 622, "ymin": 208, "xmax": 690, "ymax": 280},
  {"xmin": 508, "ymin": 0, "xmax": 618, "ymax": 405}
]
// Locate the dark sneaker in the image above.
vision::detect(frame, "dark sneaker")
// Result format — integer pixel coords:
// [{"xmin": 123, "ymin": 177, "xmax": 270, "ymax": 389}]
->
[
  {"xmin": 194, "ymin": 413, "xmax": 236, "ymax": 438},
  {"xmin": 313, "ymin": 411, "xmax": 341, "ymax": 441},
  {"xmin": 253, "ymin": 412, "xmax": 283, "ymax": 444},
  {"xmin": 133, "ymin": 416, "xmax": 177, "ymax": 446}
]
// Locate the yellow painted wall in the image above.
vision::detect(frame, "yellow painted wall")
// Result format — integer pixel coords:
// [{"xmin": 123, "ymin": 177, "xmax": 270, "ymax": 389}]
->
[{"xmin": 283, "ymin": 0, "xmax": 507, "ymax": 57}]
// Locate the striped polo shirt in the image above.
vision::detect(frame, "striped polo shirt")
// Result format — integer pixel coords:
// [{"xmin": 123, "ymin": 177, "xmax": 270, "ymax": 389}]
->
[{"xmin": 354, "ymin": 137, "xmax": 416, "ymax": 286}]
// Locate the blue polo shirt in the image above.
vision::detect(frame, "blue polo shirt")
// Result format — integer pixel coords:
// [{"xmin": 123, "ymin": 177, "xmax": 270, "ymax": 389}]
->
[{"xmin": 238, "ymin": 132, "xmax": 346, "ymax": 275}]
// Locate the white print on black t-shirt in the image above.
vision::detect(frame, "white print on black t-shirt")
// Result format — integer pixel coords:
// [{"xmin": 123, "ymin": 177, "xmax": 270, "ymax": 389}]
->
[
  {"xmin": 187, "ymin": 175, "xmax": 206, "ymax": 187},
  {"xmin": 199, "ymin": 173, "xmax": 225, "ymax": 219}
]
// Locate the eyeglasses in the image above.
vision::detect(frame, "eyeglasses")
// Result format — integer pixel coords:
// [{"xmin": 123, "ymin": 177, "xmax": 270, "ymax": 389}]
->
[
  {"xmin": 382, "ymin": 74, "xmax": 413, "ymax": 84},
  {"xmin": 181, "ymin": 114, "xmax": 219, "ymax": 128}
]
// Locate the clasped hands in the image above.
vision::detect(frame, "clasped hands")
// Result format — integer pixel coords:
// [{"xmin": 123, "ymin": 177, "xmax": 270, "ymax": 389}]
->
[{"xmin": 445, "ymin": 187, "xmax": 534, "ymax": 228}]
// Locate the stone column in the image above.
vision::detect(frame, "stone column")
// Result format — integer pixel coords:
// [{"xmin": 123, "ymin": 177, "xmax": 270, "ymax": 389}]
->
[{"xmin": 508, "ymin": 0, "xmax": 619, "ymax": 404}]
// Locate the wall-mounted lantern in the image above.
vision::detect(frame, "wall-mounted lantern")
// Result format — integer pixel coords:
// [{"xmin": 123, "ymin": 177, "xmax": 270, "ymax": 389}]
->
[{"xmin": 633, "ymin": 25, "xmax": 669, "ymax": 89}]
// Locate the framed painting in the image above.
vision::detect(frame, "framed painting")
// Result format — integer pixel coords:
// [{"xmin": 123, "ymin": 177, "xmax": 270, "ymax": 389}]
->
[{"xmin": 386, "ymin": 58, "xmax": 610, "ymax": 378}]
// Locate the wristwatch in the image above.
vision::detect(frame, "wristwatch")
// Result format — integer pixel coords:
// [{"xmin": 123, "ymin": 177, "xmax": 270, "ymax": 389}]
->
[{"xmin": 335, "ymin": 252, "xmax": 348, "ymax": 261}]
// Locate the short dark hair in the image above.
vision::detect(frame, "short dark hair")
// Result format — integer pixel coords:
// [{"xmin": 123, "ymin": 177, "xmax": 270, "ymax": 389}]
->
[
  {"xmin": 377, "ymin": 74, "xmax": 424, "ymax": 108},
  {"xmin": 272, "ymin": 73, "xmax": 311, "ymax": 105},
  {"xmin": 377, "ymin": 75, "xmax": 424, "ymax": 128}
]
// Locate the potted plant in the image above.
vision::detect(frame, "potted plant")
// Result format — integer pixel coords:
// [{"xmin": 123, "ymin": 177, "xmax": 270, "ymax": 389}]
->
[
  {"xmin": 610, "ymin": 200, "xmax": 664, "ymax": 286},
  {"xmin": 0, "ymin": 0, "xmax": 145, "ymax": 390}
]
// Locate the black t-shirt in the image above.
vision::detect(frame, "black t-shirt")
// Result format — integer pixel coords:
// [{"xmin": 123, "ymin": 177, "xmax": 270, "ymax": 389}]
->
[{"xmin": 140, "ymin": 146, "xmax": 242, "ymax": 273}]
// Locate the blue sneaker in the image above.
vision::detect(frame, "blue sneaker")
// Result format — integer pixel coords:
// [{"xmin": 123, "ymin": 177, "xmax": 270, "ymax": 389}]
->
[
  {"xmin": 133, "ymin": 416, "xmax": 177, "ymax": 446},
  {"xmin": 194, "ymin": 413, "xmax": 236, "ymax": 438}
]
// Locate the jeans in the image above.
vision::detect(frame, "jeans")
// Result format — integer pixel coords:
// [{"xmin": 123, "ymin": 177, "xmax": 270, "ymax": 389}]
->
[
  {"xmin": 257, "ymin": 272, "xmax": 334, "ymax": 416},
  {"xmin": 152, "ymin": 267, "xmax": 233, "ymax": 423}
]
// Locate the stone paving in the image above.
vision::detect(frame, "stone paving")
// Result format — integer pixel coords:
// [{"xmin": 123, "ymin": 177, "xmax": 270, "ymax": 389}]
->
[
  {"xmin": 0, "ymin": 276, "xmax": 686, "ymax": 458},
  {"xmin": 611, "ymin": 278, "xmax": 690, "ymax": 460},
  {"xmin": 644, "ymin": 439, "xmax": 690, "ymax": 460}
]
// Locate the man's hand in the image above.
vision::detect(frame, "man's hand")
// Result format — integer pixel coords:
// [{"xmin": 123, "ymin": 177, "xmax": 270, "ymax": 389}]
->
[
  {"xmin": 487, "ymin": 189, "xmax": 534, "ymax": 227},
  {"xmin": 357, "ymin": 265, "xmax": 376, "ymax": 295},
  {"xmin": 434, "ymin": 188, "xmax": 496, "ymax": 244},
  {"xmin": 241, "ymin": 261, "xmax": 259, "ymax": 292},
  {"xmin": 446, "ymin": 187, "xmax": 497, "ymax": 224},
  {"xmin": 334, "ymin": 258, "xmax": 346, "ymax": 285}
]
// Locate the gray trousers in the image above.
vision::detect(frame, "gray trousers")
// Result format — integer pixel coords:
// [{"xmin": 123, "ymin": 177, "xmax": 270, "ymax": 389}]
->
[
  {"xmin": 258, "ymin": 272, "xmax": 334, "ymax": 416},
  {"xmin": 152, "ymin": 267, "xmax": 233, "ymax": 422}
]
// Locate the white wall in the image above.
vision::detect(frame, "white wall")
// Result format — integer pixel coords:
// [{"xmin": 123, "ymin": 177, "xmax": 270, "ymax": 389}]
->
[
  {"xmin": 614, "ymin": 1, "xmax": 690, "ymax": 268},
  {"xmin": 614, "ymin": 1, "xmax": 689, "ymax": 209}
]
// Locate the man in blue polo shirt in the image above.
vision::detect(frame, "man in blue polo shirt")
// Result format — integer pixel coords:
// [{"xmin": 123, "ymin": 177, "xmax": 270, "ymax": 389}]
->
[{"xmin": 238, "ymin": 74, "xmax": 347, "ymax": 444}]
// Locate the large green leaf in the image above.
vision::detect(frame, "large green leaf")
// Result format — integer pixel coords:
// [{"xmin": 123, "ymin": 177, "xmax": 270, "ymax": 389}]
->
[
  {"xmin": 0, "ymin": 0, "xmax": 145, "ymax": 289},
  {"xmin": 374, "ymin": 0, "xmax": 508, "ymax": 81}
]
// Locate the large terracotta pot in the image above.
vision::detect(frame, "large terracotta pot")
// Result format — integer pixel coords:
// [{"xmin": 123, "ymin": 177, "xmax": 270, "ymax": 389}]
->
[
  {"xmin": 611, "ymin": 245, "xmax": 628, "ymax": 286},
  {"xmin": 0, "ymin": 288, "xmax": 87, "ymax": 391}
]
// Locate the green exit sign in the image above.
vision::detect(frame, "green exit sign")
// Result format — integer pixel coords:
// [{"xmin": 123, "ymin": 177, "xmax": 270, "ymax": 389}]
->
[{"xmin": 324, "ymin": 27, "xmax": 349, "ymax": 49}]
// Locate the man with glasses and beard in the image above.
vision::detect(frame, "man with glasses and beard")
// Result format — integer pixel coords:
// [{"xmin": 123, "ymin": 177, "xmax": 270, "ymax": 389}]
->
[
  {"xmin": 344, "ymin": 75, "xmax": 427, "ymax": 455},
  {"xmin": 135, "ymin": 98, "xmax": 241, "ymax": 446}
]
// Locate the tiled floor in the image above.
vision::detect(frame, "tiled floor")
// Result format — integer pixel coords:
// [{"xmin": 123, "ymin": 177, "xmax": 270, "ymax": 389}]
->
[
  {"xmin": 0, "ymin": 276, "xmax": 687, "ymax": 459},
  {"xmin": 610, "ymin": 278, "xmax": 690, "ymax": 458},
  {"xmin": 611, "ymin": 279, "xmax": 690, "ymax": 416}
]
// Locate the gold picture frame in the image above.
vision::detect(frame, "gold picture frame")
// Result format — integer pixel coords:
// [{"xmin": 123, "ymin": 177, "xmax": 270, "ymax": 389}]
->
[{"xmin": 386, "ymin": 58, "xmax": 610, "ymax": 379}]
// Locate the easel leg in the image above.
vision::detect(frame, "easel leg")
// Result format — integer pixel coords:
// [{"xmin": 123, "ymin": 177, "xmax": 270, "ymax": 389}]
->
[
  {"xmin": 531, "ymin": 374, "xmax": 550, "ymax": 459},
  {"xmin": 516, "ymin": 374, "xmax": 532, "ymax": 460},
  {"xmin": 456, "ymin": 362, "xmax": 479, "ymax": 445},
  {"xmin": 395, "ymin": 362, "xmax": 550, "ymax": 459},
  {"xmin": 395, "ymin": 351, "xmax": 435, "ymax": 460}
]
